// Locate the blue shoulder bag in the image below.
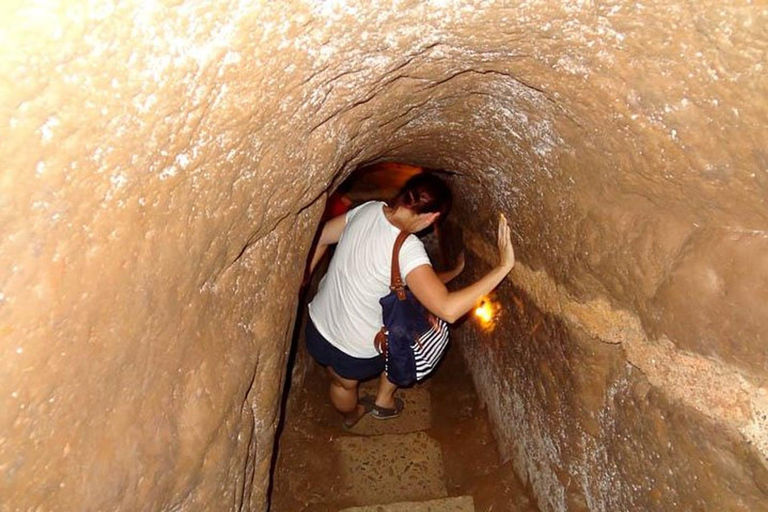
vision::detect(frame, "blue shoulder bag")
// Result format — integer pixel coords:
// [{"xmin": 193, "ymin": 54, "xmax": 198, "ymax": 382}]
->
[{"xmin": 374, "ymin": 231, "xmax": 450, "ymax": 387}]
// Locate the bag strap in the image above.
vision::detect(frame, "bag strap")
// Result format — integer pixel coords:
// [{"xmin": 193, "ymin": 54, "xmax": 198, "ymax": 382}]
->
[{"xmin": 389, "ymin": 230, "xmax": 410, "ymax": 301}]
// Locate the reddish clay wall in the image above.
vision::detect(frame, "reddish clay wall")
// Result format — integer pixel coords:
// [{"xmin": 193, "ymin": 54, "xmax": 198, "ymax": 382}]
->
[{"xmin": 0, "ymin": 1, "xmax": 765, "ymax": 510}]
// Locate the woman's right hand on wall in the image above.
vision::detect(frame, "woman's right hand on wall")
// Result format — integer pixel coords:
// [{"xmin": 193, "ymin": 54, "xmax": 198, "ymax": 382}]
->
[{"xmin": 498, "ymin": 213, "xmax": 515, "ymax": 272}]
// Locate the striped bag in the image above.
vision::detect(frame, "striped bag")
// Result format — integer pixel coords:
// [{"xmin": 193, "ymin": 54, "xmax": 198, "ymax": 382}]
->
[{"xmin": 374, "ymin": 231, "xmax": 450, "ymax": 387}]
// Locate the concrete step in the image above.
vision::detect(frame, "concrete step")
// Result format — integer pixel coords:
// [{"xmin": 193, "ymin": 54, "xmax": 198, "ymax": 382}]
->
[
  {"xmin": 338, "ymin": 495, "xmax": 475, "ymax": 511},
  {"xmin": 347, "ymin": 382, "xmax": 431, "ymax": 436},
  {"xmin": 333, "ymin": 431, "xmax": 447, "ymax": 505}
]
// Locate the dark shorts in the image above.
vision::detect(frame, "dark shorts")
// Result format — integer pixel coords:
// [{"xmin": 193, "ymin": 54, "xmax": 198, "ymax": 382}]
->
[{"xmin": 305, "ymin": 317, "xmax": 384, "ymax": 381}]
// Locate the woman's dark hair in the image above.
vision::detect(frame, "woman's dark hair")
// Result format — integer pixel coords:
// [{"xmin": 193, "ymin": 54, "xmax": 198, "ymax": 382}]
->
[{"xmin": 392, "ymin": 172, "xmax": 452, "ymax": 218}]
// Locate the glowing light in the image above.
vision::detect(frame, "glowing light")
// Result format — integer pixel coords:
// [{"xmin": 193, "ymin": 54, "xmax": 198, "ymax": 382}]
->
[
  {"xmin": 474, "ymin": 297, "xmax": 499, "ymax": 331},
  {"xmin": 475, "ymin": 300, "xmax": 493, "ymax": 323}
]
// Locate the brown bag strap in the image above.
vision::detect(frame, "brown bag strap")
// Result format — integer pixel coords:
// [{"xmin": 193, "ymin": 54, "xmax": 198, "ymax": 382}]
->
[
  {"xmin": 389, "ymin": 230, "xmax": 409, "ymax": 300},
  {"xmin": 375, "ymin": 231, "xmax": 409, "ymax": 355},
  {"xmin": 374, "ymin": 327, "xmax": 388, "ymax": 356}
]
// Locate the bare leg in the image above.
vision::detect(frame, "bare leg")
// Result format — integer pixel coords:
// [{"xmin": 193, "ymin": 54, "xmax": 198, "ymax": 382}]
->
[
  {"xmin": 375, "ymin": 372, "xmax": 398, "ymax": 409},
  {"xmin": 326, "ymin": 367, "xmax": 366, "ymax": 425}
]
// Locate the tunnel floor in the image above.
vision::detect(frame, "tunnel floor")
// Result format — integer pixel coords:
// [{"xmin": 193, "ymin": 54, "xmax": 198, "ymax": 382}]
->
[{"xmin": 270, "ymin": 342, "xmax": 539, "ymax": 511}]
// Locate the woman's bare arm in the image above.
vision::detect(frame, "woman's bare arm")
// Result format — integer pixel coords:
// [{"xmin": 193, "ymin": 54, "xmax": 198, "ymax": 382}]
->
[
  {"xmin": 308, "ymin": 213, "xmax": 347, "ymax": 276},
  {"xmin": 407, "ymin": 214, "xmax": 515, "ymax": 323}
]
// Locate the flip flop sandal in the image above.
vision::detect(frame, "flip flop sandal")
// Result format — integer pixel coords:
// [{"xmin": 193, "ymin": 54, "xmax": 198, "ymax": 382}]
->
[
  {"xmin": 358, "ymin": 394, "xmax": 376, "ymax": 412},
  {"xmin": 371, "ymin": 397, "xmax": 404, "ymax": 420},
  {"xmin": 342, "ymin": 395, "xmax": 376, "ymax": 430}
]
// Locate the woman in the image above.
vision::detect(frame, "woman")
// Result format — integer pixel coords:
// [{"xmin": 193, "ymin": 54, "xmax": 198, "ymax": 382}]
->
[{"xmin": 306, "ymin": 173, "xmax": 515, "ymax": 428}]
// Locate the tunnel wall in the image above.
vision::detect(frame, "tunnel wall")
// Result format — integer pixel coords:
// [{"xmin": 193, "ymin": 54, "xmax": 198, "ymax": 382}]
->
[
  {"xmin": 454, "ymin": 206, "xmax": 768, "ymax": 510},
  {"xmin": 1, "ymin": 1, "xmax": 766, "ymax": 510}
]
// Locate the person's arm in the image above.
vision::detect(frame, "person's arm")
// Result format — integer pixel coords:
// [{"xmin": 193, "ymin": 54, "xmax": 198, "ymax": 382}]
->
[
  {"xmin": 435, "ymin": 252, "xmax": 465, "ymax": 284},
  {"xmin": 308, "ymin": 213, "xmax": 347, "ymax": 276},
  {"xmin": 407, "ymin": 214, "xmax": 515, "ymax": 323}
]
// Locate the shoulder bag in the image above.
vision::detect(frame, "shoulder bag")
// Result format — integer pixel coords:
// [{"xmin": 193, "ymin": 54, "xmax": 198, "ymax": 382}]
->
[{"xmin": 374, "ymin": 231, "xmax": 450, "ymax": 387}]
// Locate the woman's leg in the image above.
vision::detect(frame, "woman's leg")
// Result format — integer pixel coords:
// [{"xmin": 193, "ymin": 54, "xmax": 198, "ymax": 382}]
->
[
  {"xmin": 375, "ymin": 372, "xmax": 398, "ymax": 409},
  {"xmin": 327, "ymin": 366, "xmax": 366, "ymax": 425}
]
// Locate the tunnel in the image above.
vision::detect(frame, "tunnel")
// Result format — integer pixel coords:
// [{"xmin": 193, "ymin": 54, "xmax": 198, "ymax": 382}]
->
[{"xmin": 1, "ymin": 1, "xmax": 766, "ymax": 511}]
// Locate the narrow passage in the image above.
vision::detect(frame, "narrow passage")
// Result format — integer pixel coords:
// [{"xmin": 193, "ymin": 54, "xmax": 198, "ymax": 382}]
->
[
  {"xmin": 270, "ymin": 340, "xmax": 540, "ymax": 511},
  {"xmin": 271, "ymin": 163, "xmax": 539, "ymax": 511}
]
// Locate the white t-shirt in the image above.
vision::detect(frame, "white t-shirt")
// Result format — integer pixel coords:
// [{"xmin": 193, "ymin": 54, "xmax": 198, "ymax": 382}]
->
[{"xmin": 308, "ymin": 201, "xmax": 432, "ymax": 358}]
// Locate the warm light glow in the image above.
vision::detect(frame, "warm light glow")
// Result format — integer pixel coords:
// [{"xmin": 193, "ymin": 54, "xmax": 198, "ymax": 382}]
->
[
  {"xmin": 475, "ymin": 300, "xmax": 494, "ymax": 323},
  {"xmin": 474, "ymin": 295, "xmax": 500, "ymax": 333},
  {"xmin": 474, "ymin": 296, "xmax": 501, "ymax": 332}
]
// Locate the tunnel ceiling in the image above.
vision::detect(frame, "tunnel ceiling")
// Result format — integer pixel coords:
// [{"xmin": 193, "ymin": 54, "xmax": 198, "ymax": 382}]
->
[{"xmin": 1, "ymin": 1, "xmax": 766, "ymax": 510}]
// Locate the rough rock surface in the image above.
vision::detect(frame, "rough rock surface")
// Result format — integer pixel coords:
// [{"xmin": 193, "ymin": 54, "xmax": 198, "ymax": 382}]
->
[{"xmin": 0, "ymin": 1, "xmax": 765, "ymax": 511}]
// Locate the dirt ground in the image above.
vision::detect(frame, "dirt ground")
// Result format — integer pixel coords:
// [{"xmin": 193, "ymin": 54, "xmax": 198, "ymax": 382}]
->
[{"xmin": 269, "ymin": 339, "xmax": 540, "ymax": 512}]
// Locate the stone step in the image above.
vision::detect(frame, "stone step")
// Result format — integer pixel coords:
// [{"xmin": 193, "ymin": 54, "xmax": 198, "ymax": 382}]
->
[
  {"xmin": 334, "ymin": 431, "xmax": 447, "ymax": 505},
  {"xmin": 347, "ymin": 382, "xmax": 431, "ymax": 436},
  {"xmin": 338, "ymin": 495, "xmax": 475, "ymax": 511}
]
